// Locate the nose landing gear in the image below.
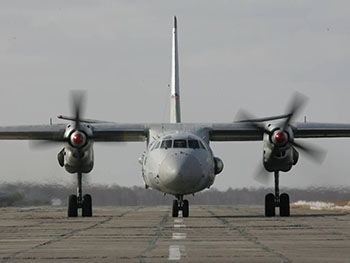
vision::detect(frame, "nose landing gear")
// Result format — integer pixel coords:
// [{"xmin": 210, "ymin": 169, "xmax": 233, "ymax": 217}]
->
[
  {"xmin": 67, "ymin": 172, "xmax": 93, "ymax": 217},
  {"xmin": 172, "ymin": 195, "xmax": 189, "ymax": 217},
  {"xmin": 265, "ymin": 171, "xmax": 290, "ymax": 217}
]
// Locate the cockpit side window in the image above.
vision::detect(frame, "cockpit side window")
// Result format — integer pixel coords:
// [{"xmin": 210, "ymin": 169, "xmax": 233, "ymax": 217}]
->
[
  {"xmin": 199, "ymin": 141, "xmax": 207, "ymax": 150},
  {"xmin": 188, "ymin": 140, "xmax": 200, "ymax": 149},
  {"xmin": 151, "ymin": 141, "xmax": 161, "ymax": 151},
  {"xmin": 173, "ymin": 139, "xmax": 187, "ymax": 148},
  {"xmin": 161, "ymin": 140, "xmax": 172, "ymax": 149}
]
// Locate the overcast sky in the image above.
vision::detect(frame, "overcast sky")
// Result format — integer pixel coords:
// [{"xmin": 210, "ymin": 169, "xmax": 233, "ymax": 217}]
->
[{"xmin": 1, "ymin": 0, "xmax": 350, "ymax": 191}]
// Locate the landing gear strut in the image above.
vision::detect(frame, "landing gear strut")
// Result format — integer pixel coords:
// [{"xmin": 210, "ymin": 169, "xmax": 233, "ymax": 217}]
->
[
  {"xmin": 67, "ymin": 172, "xmax": 92, "ymax": 217},
  {"xmin": 172, "ymin": 195, "xmax": 189, "ymax": 217},
  {"xmin": 265, "ymin": 171, "xmax": 290, "ymax": 217}
]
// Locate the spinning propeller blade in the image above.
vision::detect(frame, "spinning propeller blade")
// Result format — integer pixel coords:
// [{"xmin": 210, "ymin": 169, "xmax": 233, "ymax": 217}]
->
[
  {"xmin": 71, "ymin": 91, "xmax": 86, "ymax": 130},
  {"xmin": 291, "ymin": 140, "xmax": 326, "ymax": 163},
  {"xmin": 282, "ymin": 92, "xmax": 308, "ymax": 130}
]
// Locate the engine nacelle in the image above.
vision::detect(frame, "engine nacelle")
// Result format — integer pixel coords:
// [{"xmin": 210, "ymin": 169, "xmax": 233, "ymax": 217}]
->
[
  {"xmin": 214, "ymin": 157, "xmax": 224, "ymax": 175},
  {"xmin": 262, "ymin": 122, "xmax": 298, "ymax": 172},
  {"xmin": 58, "ymin": 145, "xmax": 94, "ymax": 174},
  {"xmin": 57, "ymin": 123, "xmax": 95, "ymax": 174}
]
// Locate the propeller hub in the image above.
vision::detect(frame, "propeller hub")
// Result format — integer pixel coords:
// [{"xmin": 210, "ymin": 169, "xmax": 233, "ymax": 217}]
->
[
  {"xmin": 273, "ymin": 131, "xmax": 288, "ymax": 146},
  {"xmin": 71, "ymin": 131, "xmax": 86, "ymax": 148}
]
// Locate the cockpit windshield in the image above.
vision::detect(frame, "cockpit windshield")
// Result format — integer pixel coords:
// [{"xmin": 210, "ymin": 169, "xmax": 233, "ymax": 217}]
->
[
  {"xmin": 152, "ymin": 138, "xmax": 206, "ymax": 150},
  {"xmin": 160, "ymin": 140, "xmax": 172, "ymax": 149},
  {"xmin": 188, "ymin": 139, "xmax": 200, "ymax": 149},
  {"xmin": 173, "ymin": 139, "xmax": 187, "ymax": 148}
]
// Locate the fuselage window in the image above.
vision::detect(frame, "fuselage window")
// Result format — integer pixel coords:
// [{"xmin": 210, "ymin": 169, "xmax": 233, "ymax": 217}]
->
[
  {"xmin": 173, "ymin": 139, "xmax": 187, "ymax": 148},
  {"xmin": 161, "ymin": 140, "xmax": 172, "ymax": 149},
  {"xmin": 188, "ymin": 140, "xmax": 200, "ymax": 149}
]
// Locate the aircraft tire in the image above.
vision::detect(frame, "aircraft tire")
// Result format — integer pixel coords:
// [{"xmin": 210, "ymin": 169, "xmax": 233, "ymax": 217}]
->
[
  {"xmin": 279, "ymin": 193, "xmax": 290, "ymax": 217},
  {"xmin": 182, "ymin": 200, "xmax": 189, "ymax": 217},
  {"xmin": 265, "ymin": 193, "xmax": 275, "ymax": 217},
  {"xmin": 82, "ymin": 194, "xmax": 93, "ymax": 217},
  {"xmin": 172, "ymin": 200, "xmax": 179, "ymax": 217},
  {"xmin": 68, "ymin": 194, "xmax": 78, "ymax": 217}
]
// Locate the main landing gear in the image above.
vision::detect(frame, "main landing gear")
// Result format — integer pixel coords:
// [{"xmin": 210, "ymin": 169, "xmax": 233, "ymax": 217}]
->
[
  {"xmin": 265, "ymin": 171, "xmax": 290, "ymax": 217},
  {"xmin": 172, "ymin": 195, "xmax": 189, "ymax": 217},
  {"xmin": 68, "ymin": 172, "xmax": 92, "ymax": 217}
]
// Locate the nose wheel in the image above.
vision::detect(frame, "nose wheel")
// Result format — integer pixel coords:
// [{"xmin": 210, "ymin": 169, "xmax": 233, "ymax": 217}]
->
[
  {"xmin": 265, "ymin": 171, "xmax": 290, "ymax": 217},
  {"xmin": 172, "ymin": 195, "xmax": 189, "ymax": 217},
  {"xmin": 67, "ymin": 172, "xmax": 93, "ymax": 217}
]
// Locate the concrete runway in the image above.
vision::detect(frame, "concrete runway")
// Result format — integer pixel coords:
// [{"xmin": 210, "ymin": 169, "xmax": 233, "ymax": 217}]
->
[{"xmin": 1, "ymin": 206, "xmax": 350, "ymax": 263}]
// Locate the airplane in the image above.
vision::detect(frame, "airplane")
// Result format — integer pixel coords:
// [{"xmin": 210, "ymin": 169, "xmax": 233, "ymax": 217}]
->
[{"xmin": 1, "ymin": 16, "xmax": 350, "ymax": 218}]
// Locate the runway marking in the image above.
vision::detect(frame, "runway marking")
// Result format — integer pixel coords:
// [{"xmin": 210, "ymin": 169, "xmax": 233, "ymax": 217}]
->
[
  {"xmin": 174, "ymin": 224, "xmax": 186, "ymax": 228},
  {"xmin": 169, "ymin": 218, "xmax": 187, "ymax": 260},
  {"xmin": 172, "ymin": 232, "xmax": 187, "ymax": 240},
  {"xmin": 168, "ymin": 245, "xmax": 181, "ymax": 260},
  {"xmin": 168, "ymin": 245, "xmax": 186, "ymax": 260}
]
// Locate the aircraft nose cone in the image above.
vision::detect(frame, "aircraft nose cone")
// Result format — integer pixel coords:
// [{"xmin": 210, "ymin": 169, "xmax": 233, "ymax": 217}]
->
[{"xmin": 159, "ymin": 152, "xmax": 202, "ymax": 193}]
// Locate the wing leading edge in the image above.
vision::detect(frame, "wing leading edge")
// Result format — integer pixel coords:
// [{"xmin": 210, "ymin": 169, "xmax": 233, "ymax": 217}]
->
[{"xmin": 0, "ymin": 121, "xmax": 350, "ymax": 143}]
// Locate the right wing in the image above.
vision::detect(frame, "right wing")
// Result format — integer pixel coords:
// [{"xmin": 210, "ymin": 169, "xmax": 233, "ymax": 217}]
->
[
  {"xmin": 0, "ymin": 123, "xmax": 148, "ymax": 142},
  {"xmin": 91, "ymin": 123, "xmax": 147, "ymax": 142},
  {"xmin": 0, "ymin": 124, "xmax": 67, "ymax": 141}
]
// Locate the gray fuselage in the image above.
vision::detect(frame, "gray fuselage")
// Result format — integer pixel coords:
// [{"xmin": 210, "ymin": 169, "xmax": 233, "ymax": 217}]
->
[{"xmin": 141, "ymin": 130, "xmax": 217, "ymax": 196}]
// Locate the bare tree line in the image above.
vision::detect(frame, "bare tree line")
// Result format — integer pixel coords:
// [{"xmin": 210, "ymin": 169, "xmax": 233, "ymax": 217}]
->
[{"xmin": 1, "ymin": 183, "xmax": 350, "ymax": 207}]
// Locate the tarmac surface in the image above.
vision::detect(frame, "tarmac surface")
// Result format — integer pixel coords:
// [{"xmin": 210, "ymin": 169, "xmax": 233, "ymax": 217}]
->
[{"xmin": 1, "ymin": 205, "xmax": 350, "ymax": 262}]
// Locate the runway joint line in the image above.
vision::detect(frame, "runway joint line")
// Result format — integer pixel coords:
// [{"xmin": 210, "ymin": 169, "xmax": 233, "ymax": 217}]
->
[{"xmin": 202, "ymin": 206, "xmax": 292, "ymax": 263}]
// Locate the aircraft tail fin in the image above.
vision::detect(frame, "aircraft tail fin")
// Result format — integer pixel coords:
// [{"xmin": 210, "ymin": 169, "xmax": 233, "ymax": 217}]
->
[{"xmin": 170, "ymin": 16, "xmax": 181, "ymax": 123}]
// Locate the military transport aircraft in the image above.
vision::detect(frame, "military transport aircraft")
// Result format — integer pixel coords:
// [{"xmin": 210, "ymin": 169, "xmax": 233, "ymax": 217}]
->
[{"xmin": 1, "ymin": 16, "xmax": 350, "ymax": 218}]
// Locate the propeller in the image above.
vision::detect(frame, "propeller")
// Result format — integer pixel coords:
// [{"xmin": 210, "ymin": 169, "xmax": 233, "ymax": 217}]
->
[
  {"xmin": 69, "ymin": 91, "xmax": 89, "ymax": 150},
  {"xmin": 30, "ymin": 91, "xmax": 88, "ymax": 150},
  {"xmin": 236, "ymin": 92, "xmax": 326, "ymax": 183},
  {"xmin": 31, "ymin": 90, "xmax": 125, "ymax": 149},
  {"xmin": 236, "ymin": 92, "xmax": 307, "ymax": 133},
  {"xmin": 280, "ymin": 92, "xmax": 325, "ymax": 163}
]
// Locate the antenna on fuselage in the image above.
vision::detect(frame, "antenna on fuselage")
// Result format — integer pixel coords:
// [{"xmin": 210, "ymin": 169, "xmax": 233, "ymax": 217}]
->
[{"xmin": 170, "ymin": 16, "xmax": 181, "ymax": 123}]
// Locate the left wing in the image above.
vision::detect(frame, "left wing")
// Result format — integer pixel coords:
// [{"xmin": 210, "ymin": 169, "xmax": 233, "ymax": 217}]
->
[
  {"xmin": 293, "ymin": 122, "xmax": 350, "ymax": 138},
  {"xmin": 209, "ymin": 122, "xmax": 350, "ymax": 141},
  {"xmin": 209, "ymin": 123, "xmax": 262, "ymax": 141}
]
